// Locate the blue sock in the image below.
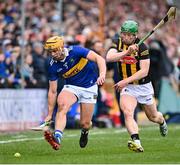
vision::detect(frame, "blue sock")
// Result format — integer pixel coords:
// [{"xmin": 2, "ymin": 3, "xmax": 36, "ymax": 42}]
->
[{"xmin": 54, "ymin": 130, "xmax": 63, "ymax": 144}]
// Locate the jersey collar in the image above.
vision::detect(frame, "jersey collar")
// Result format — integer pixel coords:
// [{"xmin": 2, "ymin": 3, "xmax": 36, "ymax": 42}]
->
[{"xmin": 59, "ymin": 48, "xmax": 69, "ymax": 62}]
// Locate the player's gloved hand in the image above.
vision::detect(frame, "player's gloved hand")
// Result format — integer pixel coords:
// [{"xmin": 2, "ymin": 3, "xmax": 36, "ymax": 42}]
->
[
  {"xmin": 96, "ymin": 72, "xmax": 106, "ymax": 86},
  {"xmin": 127, "ymin": 44, "xmax": 139, "ymax": 54}
]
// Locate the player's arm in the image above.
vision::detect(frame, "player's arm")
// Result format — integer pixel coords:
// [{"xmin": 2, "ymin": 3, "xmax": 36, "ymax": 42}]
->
[
  {"xmin": 126, "ymin": 43, "xmax": 150, "ymax": 83},
  {"xmin": 106, "ymin": 45, "xmax": 138, "ymax": 62},
  {"xmin": 86, "ymin": 50, "xmax": 106, "ymax": 85},
  {"xmin": 114, "ymin": 59, "xmax": 150, "ymax": 91},
  {"xmin": 125, "ymin": 59, "xmax": 150, "ymax": 84},
  {"xmin": 45, "ymin": 80, "xmax": 58, "ymax": 122}
]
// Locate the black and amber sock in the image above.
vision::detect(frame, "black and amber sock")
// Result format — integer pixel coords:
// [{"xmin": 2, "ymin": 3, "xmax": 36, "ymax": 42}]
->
[
  {"xmin": 81, "ymin": 128, "xmax": 89, "ymax": 134},
  {"xmin": 131, "ymin": 134, "xmax": 140, "ymax": 141}
]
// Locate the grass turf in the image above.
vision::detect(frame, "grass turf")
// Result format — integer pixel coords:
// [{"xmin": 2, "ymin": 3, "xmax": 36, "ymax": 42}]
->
[{"xmin": 0, "ymin": 124, "xmax": 180, "ymax": 164}]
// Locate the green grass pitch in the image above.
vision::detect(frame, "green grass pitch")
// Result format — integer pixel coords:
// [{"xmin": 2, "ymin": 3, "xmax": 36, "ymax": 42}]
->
[{"xmin": 0, "ymin": 124, "xmax": 180, "ymax": 164}]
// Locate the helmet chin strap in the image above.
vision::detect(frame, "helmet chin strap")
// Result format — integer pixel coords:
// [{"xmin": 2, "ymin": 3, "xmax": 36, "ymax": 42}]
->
[
  {"xmin": 123, "ymin": 39, "xmax": 135, "ymax": 46},
  {"xmin": 58, "ymin": 48, "xmax": 67, "ymax": 61},
  {"xmin": 128, "ymin": 36, "xmax": 137, "ymax": 45},
  {"xmin": 61, "ymin": 49, "xmax": 65, "ymax": 56}
]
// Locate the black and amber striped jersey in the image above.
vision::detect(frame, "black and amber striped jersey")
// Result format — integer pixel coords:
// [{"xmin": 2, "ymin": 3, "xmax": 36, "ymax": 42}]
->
[{"xmin": 111, "ymin": 34, "xmax": 151, "ymax": 85}]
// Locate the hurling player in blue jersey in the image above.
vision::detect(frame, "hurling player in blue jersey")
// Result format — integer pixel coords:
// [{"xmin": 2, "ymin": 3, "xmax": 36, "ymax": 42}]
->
[{"xmin": 43, "ymin": 36, "xmax": 106, "ymax": 150}]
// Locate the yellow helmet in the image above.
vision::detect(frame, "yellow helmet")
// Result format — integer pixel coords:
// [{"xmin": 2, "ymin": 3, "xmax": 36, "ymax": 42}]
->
[{"xmin": 44, "ymin": 36, "xmax": 64, "ymax": 50}]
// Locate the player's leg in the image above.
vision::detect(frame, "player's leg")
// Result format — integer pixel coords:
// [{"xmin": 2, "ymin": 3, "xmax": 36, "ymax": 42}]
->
[
  {"xmin": 44, "ymin": 90, "xmax": 77, "ymax": 150},
  {"xmin": 143, "ymin": 102, "xmax": 168, "ymax": 136},
  {"xmin": 120, "ymin": 94, "xmax": 138, "ymax": 135},
  {"xmin": 55, "ymin": 90, "xmax": 77, "ymax": 141},
  {"xmin": 79, "ymin": 103, "xmax": 94, "ymax": 148},
  {"xmin": 120, "ymin": 94, "xmax": 144, "ymax": 152}
]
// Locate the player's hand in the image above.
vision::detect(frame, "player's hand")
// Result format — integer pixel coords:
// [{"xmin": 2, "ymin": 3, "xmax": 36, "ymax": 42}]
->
[
  {"xmin": 127, "ymin": 44, "xmax": 139, "ymax": 54},
  {"xmin": 44, "ymin": 115, "xmax": 52, "ymax": 122},
  {"xmin": 96, "ymin": 72, "xmax": 106, "ymax": 86},
  {"xmin": 113, "ymin": 79, "xmax": 128, "ymax": 92}
]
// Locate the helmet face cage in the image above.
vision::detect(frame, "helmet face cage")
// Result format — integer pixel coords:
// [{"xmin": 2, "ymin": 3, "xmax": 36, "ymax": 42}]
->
[
  {"xmin": 44, "ymin": 36, "xmax": 64, "ymax": 51},
  {"xmin": 120, "ymin": 20, "xmax": 138, "ymax": 34}
]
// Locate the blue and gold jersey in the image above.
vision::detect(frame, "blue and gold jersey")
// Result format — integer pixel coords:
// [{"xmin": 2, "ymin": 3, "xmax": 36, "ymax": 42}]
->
[{"xmin": 48, "ymin": 46, "xmax": 98, "ymax": 88}]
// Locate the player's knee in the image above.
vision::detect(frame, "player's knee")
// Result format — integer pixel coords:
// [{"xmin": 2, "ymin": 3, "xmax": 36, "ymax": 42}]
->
[
  {"xmin": 147, "ymin": 114, "xmax": 157, "ymax": 122},
  {"xmin": 122, "ymin": 108, "xmax": 134, "ymax": 119},
  {"xmin": 57, "ymin": 101, "xmax": 69, "ymax": 113}
]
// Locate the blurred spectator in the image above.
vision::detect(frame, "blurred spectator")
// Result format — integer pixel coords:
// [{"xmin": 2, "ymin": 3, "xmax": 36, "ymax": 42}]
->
[
  {"xmin": 90, "ymin": 40, "xmax": 114, "ymax": 128},
  {"xmin": 0, "ymin": 51, "xmax": 8, "ymax": 88},
  {"xmin": 5, "ymin": 46, "xmax": 22, "ymax": 88},
  {"xmin": 2, "ymin": 39, "xmax": 13, "ymax": 58},
  {"xmin": 31, "ymin": 42, "xmax": 48, "ymax": 88},
  {"xmin": 149, "ymin": 39, "xmax": 174, "ymax": 99},
  {"xmin": 91, "ymin": 40, "xmax": 106, "ymax": 58},
  {"xmin": 21, "ymin": 54, "xmax": 37, "ymax": 88}
]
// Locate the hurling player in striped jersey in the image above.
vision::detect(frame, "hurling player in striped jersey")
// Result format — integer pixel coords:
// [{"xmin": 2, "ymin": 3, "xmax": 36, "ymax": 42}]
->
[{"xmin": 106, "ymin": 20, "xmax": 168, "ymax": 152}]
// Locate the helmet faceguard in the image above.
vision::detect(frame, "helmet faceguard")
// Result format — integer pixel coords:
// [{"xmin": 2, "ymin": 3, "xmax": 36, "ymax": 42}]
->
[
  {"xmin": 121, "ymin": 20, "xmax": 138, "ymax": 34},
  {"xmin": 44, "ymin": 36, "xmax": 64, "ymax": 51}
]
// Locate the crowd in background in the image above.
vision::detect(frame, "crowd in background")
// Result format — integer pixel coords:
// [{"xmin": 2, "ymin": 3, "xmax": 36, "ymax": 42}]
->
[
  {"xmin": 0, "ymin": 0, "xmax": 179, "ymax": 88},
  {"xmin": 0, "ymin": 0, "xmax": 179, "ymax": 127}
]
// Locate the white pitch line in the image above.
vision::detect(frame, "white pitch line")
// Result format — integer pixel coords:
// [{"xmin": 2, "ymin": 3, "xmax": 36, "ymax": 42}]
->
[
  {"xmin": 0, "ymin": 129, "xmax": 126, "ymax": 144},
  {"xmin": 0, "ymin": 137, "xmax": 43, "ymax": 144},
  {"xmin": 1, "ymin": 126, "xmax": 179, "ymax": 144}
]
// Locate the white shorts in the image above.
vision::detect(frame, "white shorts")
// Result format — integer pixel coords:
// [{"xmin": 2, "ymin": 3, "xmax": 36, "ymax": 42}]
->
[
  {"xmin": 62, "ymin": 84, "xmax": 98, "ymax": 104},
  {"xmin": 120, "ymin": 82, "xmax": 154, "ymax": 105}
]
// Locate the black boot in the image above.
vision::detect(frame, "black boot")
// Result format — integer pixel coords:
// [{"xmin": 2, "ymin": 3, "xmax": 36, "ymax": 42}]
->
[{"xmin": 79, "ymin": 129, "xmax": 89, "ymax": 148}]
